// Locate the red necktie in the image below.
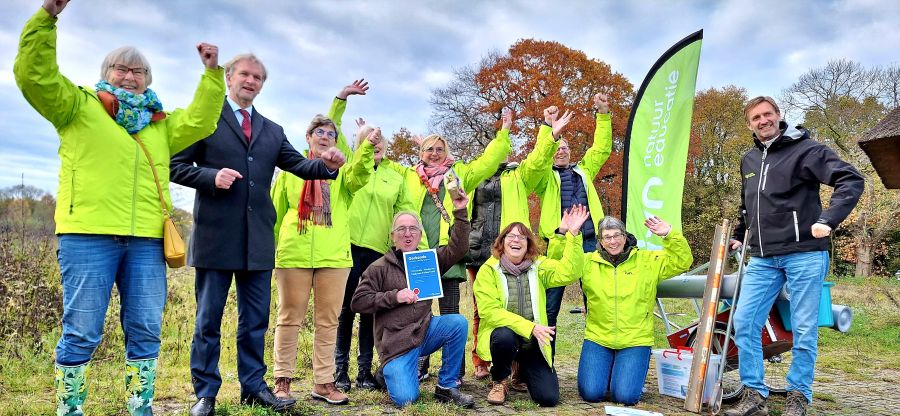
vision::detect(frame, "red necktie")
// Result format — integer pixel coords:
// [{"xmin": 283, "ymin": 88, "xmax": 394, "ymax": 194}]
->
[{"xmin": 239, "ymin": 109, "xmax": 252, "ymax": 142}]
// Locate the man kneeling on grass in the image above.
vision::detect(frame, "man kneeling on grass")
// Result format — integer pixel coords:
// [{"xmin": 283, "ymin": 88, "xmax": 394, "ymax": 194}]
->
[{"xmin": 351, "ymin": 190, "xmax": 474, "ymax": 408}]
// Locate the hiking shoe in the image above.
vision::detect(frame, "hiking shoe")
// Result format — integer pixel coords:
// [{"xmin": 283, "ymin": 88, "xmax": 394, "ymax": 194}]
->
[
  {"xmin": 311, "ymin": 382, "xmax": 349, "ymax": 405},
  {"xmin": 273, "ymin": 377, "xmax": 292, "ymax": 400},
  {"xmin": 434, "ymin": 385, "xmax": 475, "ymax": 408},
  {"xmin": 724, "ymin": 388, "xmax": 768, "ymax": 416},
  {"xmin": 486, "ymin": 380, "xmax": 508, "ymax": 405},
  {"xmin": 783, "ymin": 390, "xmax": 808, "ymax": 416}
]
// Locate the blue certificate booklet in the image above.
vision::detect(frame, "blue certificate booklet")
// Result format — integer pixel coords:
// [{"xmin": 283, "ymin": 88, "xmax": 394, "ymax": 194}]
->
[{"xmin": 403, "ymin": 249, "xmax": 443, "ymax": 301}]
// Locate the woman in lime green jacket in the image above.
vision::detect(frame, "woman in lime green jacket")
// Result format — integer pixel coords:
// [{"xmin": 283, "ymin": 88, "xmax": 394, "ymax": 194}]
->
[
  {"xmin": 565, "ymin": 215, "xmax": 693, "ymax": 405},
  {"xmin": 405, "ymin": 115, "xmax": 511, "ymax": 379},
  {"xmin": 13, "ymin": 3, "xmax": 224, "ymax": 415},
  {"xmin": 269, "ymin": 82, "xmax": 374, "ymax": 405},
  {"xmin": 333, "ymin": 118, "xmax": 417, "ymax": 391},
  {"xmin": 473, "ymin": 206, "xmax": 589, "ymax": 407}
]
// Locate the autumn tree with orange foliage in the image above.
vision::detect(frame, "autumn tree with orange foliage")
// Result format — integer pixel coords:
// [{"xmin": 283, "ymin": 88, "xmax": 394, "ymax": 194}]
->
[
  {"xmin": 385, "ymin": 127, "xmax": 419, "ymax": 167},
  {"xmin": 429, "ymin": 39, "xmax": 634, "ymax": 223}
]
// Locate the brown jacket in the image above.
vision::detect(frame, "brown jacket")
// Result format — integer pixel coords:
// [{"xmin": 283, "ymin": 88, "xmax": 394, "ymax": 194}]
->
[{"xmin": 351, "ymin": 208, "xmax": 470, "ymax": 367}]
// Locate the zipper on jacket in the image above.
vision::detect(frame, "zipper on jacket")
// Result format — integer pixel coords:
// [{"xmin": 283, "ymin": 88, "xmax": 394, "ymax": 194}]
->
[
  {"xmin": 760, "ymin": 163, "xmax": 770, "ymax": 191},
  {"xmin": 755, "ymin": 149, "xmax": 768, "ymax": 257},
  {"xmin": 613, "ymin": 266, "xmax": 619, "ymax": 333},
  {"xmin": 792, "ymin": 211, "xmax": 800, "ymax": 242},
  {"xmin": 131, "ymin": 144, "xmax": 140, "ymax": 236},
  {"xmin": 69, "ymin": 170, "xmax": 76, "ymax": 214},
  {"xmin": 517, "ymin": 275, "xmax": 526, "ymax": 318},
  {"xmin": 361, "ymin": 170, "xmax": 377, "ymax": 247}
]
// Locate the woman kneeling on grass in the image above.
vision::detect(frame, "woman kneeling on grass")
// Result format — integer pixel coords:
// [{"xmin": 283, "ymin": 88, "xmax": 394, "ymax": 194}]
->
[
  {"xmin": 567, "ymin": 215, "xmax": 693, "ymax": 405},
  {"xmin": 472, "ymin": 205, "xmax": 589, "ymax": 407}
]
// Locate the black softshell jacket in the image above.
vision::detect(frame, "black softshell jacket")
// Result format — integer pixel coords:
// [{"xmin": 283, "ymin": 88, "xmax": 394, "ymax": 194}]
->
[{"xmin": 733, "ymin": 121, "xmax": 864, "ymax": 257}]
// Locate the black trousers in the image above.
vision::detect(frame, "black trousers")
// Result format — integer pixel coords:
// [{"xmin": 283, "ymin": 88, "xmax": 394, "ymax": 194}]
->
[
  {"xmin": 190, "ymin": 268, "xmax": 271, "ymax": 397},
  {"xmin": 490, "ymin": 327, "xmax": 560, "ymax": 407},
  {"xmin": 334, "ymin": 245, "xmax": 380, "ymax": 373}
]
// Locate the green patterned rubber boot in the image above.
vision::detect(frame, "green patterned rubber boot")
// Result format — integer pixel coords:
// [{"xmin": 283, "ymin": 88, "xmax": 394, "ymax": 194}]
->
[
  {"xmin": 125, "ymin": 358, "xmax": 157, "ymax": 416},
  {"xmin": 55, "ymin": 362, "xmax": 89, "ymax": 416}
]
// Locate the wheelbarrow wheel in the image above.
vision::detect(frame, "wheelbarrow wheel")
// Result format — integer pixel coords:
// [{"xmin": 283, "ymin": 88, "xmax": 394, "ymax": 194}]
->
[
  {"xmin": 763, "ymin": 351, "xmax": 793, "ymax": 395},
  {"xmin": 687, "ymin": 323, "xmax": 744, "ymax": 403}
]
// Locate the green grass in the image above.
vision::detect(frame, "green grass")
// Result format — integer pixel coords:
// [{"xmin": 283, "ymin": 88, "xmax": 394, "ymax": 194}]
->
[{"xmin": 1, "ymin": 270, "xmax": 899, "ymax": 415}]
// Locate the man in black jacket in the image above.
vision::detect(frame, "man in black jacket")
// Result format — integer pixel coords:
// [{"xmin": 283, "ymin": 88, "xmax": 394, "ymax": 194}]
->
[
  {"xmin": 725, "ymin": 96, "xmax": 863, "ymax": 416},
  {"xmin": 170, "ymin": 54, "xmax": 353, "ymax": 416}
]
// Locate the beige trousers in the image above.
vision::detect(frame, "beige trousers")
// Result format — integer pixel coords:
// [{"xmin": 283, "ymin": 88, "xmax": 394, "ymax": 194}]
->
[{"xmin": 273, "ymin": 267, "xmax": 350, "ymax": 383}]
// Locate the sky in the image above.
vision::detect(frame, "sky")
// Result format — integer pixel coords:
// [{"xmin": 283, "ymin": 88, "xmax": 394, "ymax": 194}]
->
[{"xmin": 2, "ymin": 0, "xmax": 899, "ymax": 209}]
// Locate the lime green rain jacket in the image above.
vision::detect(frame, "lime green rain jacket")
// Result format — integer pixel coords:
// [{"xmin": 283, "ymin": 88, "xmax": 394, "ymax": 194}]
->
[
  {"xmin": 271, "ymin": 100, "xmax": 374, "ymax": 269},
  {"xmin": 549, "ymin": 230, "xmax": 693, "ymax": 349},
  {"xmin": 323, "ymin": 99, "xmax": 417, "ymax": 254},
  {"xmin": 473, "ymin": 232, "xmax": 584, "ymax": 367},
  {"xmin": 13, "ymin": 8, "xmax": 225, "ymax": 238},
  {"xmin": 472, "ymin": 124, "xmax": 559, "ymax": 232},
  {"xmin": 402, "ymin": 130, "xmax": 512, "ymax": 247},
  {"xmin": 535, "ymin": 113, "xmax": 612, "ymax": 240}
]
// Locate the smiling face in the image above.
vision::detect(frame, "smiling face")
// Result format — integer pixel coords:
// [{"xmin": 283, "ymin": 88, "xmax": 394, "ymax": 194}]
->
[
  {"xmin": 502, "ymin": 225, "xmax": 530, "ymax": 264},
  {"xmin": 419, "ymin": 136, "xmax": 448, "ymax": 167},
  {"xmin": 600, "ymin": 228, "xmax": 627, "ymax": 256},
  {"xmin": 391, "ymin": 214, "xmax": 422, "ymax": 252},
  {"xmin": 107, "ymin": 63, "xmax": 148, "ymax": 94},
  {"xmin": 746, "ymin": 101, "xmax": 781, "ymax": 141},
  {"xmin": 554, "ymin": 139, "xmax": 571, "ymax": 167},
  {"xmin": 226, "ymin": 59, "xmax": 265, "ymax": 108}
]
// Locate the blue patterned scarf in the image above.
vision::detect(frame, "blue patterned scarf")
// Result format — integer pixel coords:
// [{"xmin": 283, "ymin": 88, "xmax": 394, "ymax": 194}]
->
[{"xmin": 94, "ymin": 80, "xmax": 163, "ymax": 134}]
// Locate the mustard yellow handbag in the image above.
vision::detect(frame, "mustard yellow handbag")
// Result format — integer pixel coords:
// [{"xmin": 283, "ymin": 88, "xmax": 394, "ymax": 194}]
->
[{"xmin": 131, "ymin": 133, "xmax": 187, "ymax": 268}]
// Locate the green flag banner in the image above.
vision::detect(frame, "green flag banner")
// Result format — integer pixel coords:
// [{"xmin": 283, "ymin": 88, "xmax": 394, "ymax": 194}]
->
[{"xmin": 622, "ymin": 30, "xmax": 702, "ymax": 249}]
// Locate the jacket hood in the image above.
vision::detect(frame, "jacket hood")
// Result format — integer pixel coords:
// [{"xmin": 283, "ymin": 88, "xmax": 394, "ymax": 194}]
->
[{"xmin": 753, "ymin": 121, "xmax": 809, "ymax": 150}]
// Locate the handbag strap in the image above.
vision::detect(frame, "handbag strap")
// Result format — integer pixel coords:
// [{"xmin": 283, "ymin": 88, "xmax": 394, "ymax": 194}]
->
[{"xmin": 130, "ymin": 133, "xmax": 170, "ymax": 218}]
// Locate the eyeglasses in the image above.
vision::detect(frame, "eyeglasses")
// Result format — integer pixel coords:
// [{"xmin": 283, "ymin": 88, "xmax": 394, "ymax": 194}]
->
[
  {"xmin": 314, "ymin": 128, "xmax": 337, "ymax": 139},
  {"xmin": 601, "ymin": 233, "xmax": 625, "ymax": 242},
  {"xmin": 505, "ymin": 234, "xmax": 528, "ymax": 242},
  {"xmin": 109, "ymin": 64, "xmax": 147, "ymax": 78},
  {"xmin": 393, "ymin": 226, "xmax": 421, "ymax": 234}
]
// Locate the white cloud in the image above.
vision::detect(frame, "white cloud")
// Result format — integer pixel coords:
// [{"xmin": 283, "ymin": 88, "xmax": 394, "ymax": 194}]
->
[{"xmin": 3, "ymin": 0, "xmax": 899, "ymax": 199}]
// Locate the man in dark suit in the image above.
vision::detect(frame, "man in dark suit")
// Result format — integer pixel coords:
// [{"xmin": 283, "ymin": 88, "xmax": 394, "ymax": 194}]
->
[{"xmin": 171, "ymin": 53, "xmax": 348, "ymax": 416}]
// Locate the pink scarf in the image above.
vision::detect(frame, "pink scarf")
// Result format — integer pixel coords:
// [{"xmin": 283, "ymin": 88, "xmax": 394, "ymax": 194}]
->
[{"xmin": 415, "ymin": 158, "xmax": 455, "ymax": 193}]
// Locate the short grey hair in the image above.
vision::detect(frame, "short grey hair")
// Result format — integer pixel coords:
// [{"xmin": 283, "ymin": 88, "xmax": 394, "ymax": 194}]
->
[
  {"xmin": 391, "ymin": 211, "xmax": 424, "ymax": 232},
  {"xmin": 598, "ymin": 216, "xmax": 626, "ymax": 234},
  {"xmin": 101, "ymin": 46, "xmax": 152, "ymax": 85},
  {"xmin": 224, "ymin": 53, "xmax": 268, "ymax": 82}
]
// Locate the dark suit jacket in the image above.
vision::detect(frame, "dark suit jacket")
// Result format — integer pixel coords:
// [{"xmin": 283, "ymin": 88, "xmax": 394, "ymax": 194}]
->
[{"xmin": 171, "ymin": 100, "xmax": 336, "ymax": 270}]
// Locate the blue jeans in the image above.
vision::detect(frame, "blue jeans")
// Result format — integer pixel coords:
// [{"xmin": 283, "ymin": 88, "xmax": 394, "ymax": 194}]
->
[
  {"xmin": 382, "ymin": 314, "xmax": 467, "ymax": 407},
  {"xmin": 577, "ymin": 340, "xmax": 650, "ymax": 405},
  {"xmin": 733, "ymin": 251, "xmax": 828, "ymax": 403},
  {"xmin": 56, "ymin": 234, "xmax": 167, "ymax": 365}
]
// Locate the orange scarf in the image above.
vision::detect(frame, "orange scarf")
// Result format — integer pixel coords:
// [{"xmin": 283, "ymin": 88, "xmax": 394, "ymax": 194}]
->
[{"xmin": 297, "ymin": 154, "xmax": 332, "ymax": 233}]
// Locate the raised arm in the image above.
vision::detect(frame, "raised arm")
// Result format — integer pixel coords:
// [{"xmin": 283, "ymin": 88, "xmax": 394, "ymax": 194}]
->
[
  {"xmin": 645, "ymin": 217, "xmax": 693, "ymax": 282},
  {"xmin": 436, "ymin": 196, "xmax": 472, "ymax": 270},
  {"xmin": 342, "ymin": 129, "xmax": 376, "ymax": 194},
  {"xmin": 329, "ymin": 79, "xmax": 369, "ymax": 159},
  {"xmin": 163, "ymin": 43, "xmax": 224, "ymax": 154},
  {"xmin": 458, "ymin": 127, "xmax": 513, "ymax": 191},
  {"xmin": 580, "ymin": 92, "xmax": 613, "ymax": 179},
  {"xmin": 14, "ymin": 5, "xmax": 82, "ymax": 129},
  {"xmin": 541, "ymin": 205, "xmax": 589, "ymax": 287}
]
